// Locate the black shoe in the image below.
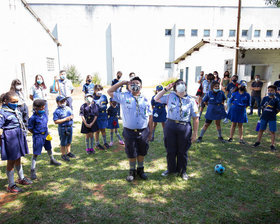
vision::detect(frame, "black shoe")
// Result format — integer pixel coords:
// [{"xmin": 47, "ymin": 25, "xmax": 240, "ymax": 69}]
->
[
  {"xmin": 50, "ymin": 158, "xmax": 62, "ymax": 166},
  {"xmin": 270, "ymin": 145, "xmax": 276, "ymax": 151},
  {"xmin": 239, "ymin": 139, "xmax": 246, "ymax": 144},
  {"xmin": 196, "ymin": 137, "xmax": 202, "ymax": 143},
  {"xmin": 126, "ymin": 169, "xmax": 136, "ymax": 182},
  {"xmin": 181, "ymin": 172, "xmax": 189, "ymax": 181},
  {"xmin": 97, "ymin": 144, "xmax": 105, "ymax": 150},
  {"xmin": 253, "ymin": 142, "xmax": 260, "ymax": 147},
  {"xmin": 30, "ymin": 169, "xmax": 37, "ymax": 180},
  {"xmin": 227, "ymin": 138, "xmax": 233, "ymax": 142},
  {"xmin": 104, "ymin": 143, "xmax": 110, "ymax": 149},
  {"xmin": 218, "ymin": 137, "xmax": 226, "ymax": 143},
  {"xmin": 137, "ymin": 167, "xmax": 148, "ymax": 180},
  {"xmin": 61, "ymin": 154, "xmax": 70, "ymax": 162},
  {"xmin": 67, "ymin": 152, "xmax": 76, "ymax": 158}
]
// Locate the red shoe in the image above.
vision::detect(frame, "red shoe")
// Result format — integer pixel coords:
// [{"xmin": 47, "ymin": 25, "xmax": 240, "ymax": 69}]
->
[
  {"xmin": 7, "ymin": 184, "xmax": 23, "ymax": 193},
  {"xmin": 17, "ymin": 177, "xmax": 32, "ymax": 185}
]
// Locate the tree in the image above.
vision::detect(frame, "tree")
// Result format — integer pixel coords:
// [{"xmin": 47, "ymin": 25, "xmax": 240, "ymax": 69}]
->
[
  {"xmin": 265, "ymin": 0, "xmax": 280, "ymax": 7},
  {"xmin": 64, "ymin": 65, "xmax": 82, "ymax": 85}
]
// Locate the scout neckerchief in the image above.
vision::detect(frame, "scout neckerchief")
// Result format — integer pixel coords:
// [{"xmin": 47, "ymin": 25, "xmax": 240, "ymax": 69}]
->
[
  {"xmin": 132, "ymin": 93, "xmax": 140, "ymax": 116},
  {"xmin": 175, "ymin": 93, "xmax": 187, "ymax": 120},
  {"xmin": 2, "ymin": 106, "xmax": 26, "ymax": 131}
]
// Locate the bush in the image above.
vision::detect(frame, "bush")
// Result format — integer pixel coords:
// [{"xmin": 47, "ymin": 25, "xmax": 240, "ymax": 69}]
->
[
  {"xmin": 161, "ymin": 77, "xmax": 178, "ymax": 87},
  {"xmin": 64, "ymin": 65, "xmax": 82, "ymax": 85},
  {"xmin": 92, "ymin": 73, "xmax": 101, "ymax": 85}
]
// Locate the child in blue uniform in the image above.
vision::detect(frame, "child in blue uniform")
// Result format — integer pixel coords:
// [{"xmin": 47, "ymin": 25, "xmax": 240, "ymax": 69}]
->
[
  {"xmin": 151, "ymin": 85, "xmax": 167, "ymax": 141},
  {"xmin": 253, "ymin": 85, "xmax": 280, "ymax": 151},
  {"xmin": 0, "ymin": 91, "xmax": 32, "ymax": 193},
  {"xmin": 82, "ymin": 75, "xmax": 95, "ymax": 95},
  {"xmin": 53, "ymin": 96, "xmax": 76, "ymax": 161},
  {"xmin": 107, "ymin": 98, "xmax": 124, "ymax": 146},
  {"xmin": 93, "ymin": 85, "xmax": 109, "ymax": 150},
  {"xmin": 227, "ymin": 80, "xmax": 251, "ymax": 144},
  {"xmin": 80, "ymin": 94, "xmax": 99, "ymax": 154},
  {"xmin": 28, "ymin": 99, "xmax": 61, "ymax": 180},
  {"xmin": 196, "ymin": 81, "xmax": 227, "ymax": 143}
]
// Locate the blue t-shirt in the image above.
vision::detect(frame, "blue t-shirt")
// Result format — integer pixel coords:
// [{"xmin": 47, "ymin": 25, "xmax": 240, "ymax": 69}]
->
[
  {"xmin": 260, "ymin": 96, "xmax": 280, "ymax": 121},
  {"xmin": 83, "ymin": 83, "xmax": 95, "ymax": 95},
  {"xmin": 28, "ymin": 112, "xmax": 48, "ymax": 134},
  {"xmin": 273, "ymin": 80, "xmax": 280, "ymax": 89},
  {"xmin": 229, "ymin": 91, "xmax": 251, "ymax": 107},
  {"xmin": 53, "ymin": 106, "xmax": 73, "ymax": 127},
  {"xmin": 226, "ymin": 82, "xmax": 238, "ymax": 98}
]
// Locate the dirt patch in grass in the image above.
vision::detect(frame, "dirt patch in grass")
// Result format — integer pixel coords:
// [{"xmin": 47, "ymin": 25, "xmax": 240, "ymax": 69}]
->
[
  {"xmin": 0, "ymin": 193, "xmax": 18, "ymax": 207},
  {"xmin": 92, "ymin": 184, "xmax": 105, "ymax": 199},
  {"xmin": 113, "ymin": 145, "xmax": 125, "ymax": 153}
]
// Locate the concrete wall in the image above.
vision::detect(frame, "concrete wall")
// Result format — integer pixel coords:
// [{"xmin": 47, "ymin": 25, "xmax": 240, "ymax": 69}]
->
[
  {"xmin": 27, "ymin": 2, "xmax": 280, "ymax": 86},
  {"xmin": 0, "ymin": 0, "xmax": 58, "ymax": 96}
]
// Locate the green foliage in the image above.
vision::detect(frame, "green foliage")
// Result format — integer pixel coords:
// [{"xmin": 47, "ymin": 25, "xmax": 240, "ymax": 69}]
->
[
  {"xmin": 92, "ymin": 72, "xmax": 101, "ymax": 85},
  {"xmin": 161, "ymin": 77, "xmax": 178, "ymax": 87},
  {"xmin": 265, "ymin": 0, "xmax": 280, "ymax": 6},
  {"xmin": 64, "ymin": 65, "xmax": 82, "ymax": 85}
]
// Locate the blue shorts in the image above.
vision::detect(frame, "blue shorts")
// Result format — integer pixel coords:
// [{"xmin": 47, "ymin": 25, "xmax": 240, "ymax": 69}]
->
[
  {"xmin": 260, "ymin": 119, "xmax": 277, "ymax": 132},
  {"xmin": 33, "ymin": 134, "xmax": 52, "ymax": 155},
  {"xmin": 58, "ymin": 126, "xmax": 73, "ymax": 146}
]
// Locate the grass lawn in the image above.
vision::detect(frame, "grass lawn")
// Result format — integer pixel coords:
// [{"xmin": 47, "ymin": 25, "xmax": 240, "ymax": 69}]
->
[{"xmin": 0, "ymin": 114, "xmax": 280, "ymax": 223}]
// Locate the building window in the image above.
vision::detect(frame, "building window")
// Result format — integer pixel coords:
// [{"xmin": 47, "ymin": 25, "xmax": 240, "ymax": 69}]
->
[
  {"xmin": 191, "ymin": 29, "xmax": 198, "ymax": 37},
  {"xmin": 165, "ymin": 62, "xmax": 172, "ymax": 69},
  {"xmin": 203, "ymin": 29, "xmax": 210, "ymax": 37},
  {"xmin": 195, "ymin": 66, "xmax": 202, "ymax": 83},
  {"xmin": 178, "ymin": 29, "xmax": 185, "ymax": 37},
  {"xmin": 46, "ymin": 57, "xmax": 55, "ymax": 71},
  {"xmin": 266, "ymin": 30, "xmax": 273, "ymax": 37},
  {"xmin": 165, "ymin": 29, "xmax": 172, "ymax": 36},
  {"xmin": 229, "ymin": 30, "xmax": 236, "ymax": 37},
  {"xmin": 242, "ymin": 30, "xmax": 248, "ymax": 37},
  {"xmin": 254, "ymin": 30, "xmax": 261, "ymax": 37},
  {"xmin": 216, "ymin": 30, "xmax": 223, "ymax": 37}
]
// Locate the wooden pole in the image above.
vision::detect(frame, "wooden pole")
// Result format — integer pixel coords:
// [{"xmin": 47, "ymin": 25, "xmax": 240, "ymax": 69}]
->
[{"xmin": 235, "ymin": 0, "xmax": 241, "ymax": 75}]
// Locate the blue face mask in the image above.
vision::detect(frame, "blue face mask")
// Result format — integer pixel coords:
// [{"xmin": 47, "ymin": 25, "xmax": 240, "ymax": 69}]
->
[
  {"xmin": 268, "ymin": 93, "xmax": 276, "ymax": 97},
  {"xmin": 37, "ymin": 80, "xmax": 43, "ymax": 85},
  {"xmin": 8, "ymin": 103, "xmax": 18, "ymax": 110},
  {"xmin": 213, "ymin": 89, "xmax": 219, "ymax": 92},
  {"xmin": 37, "ymin": 110, "xmax": 45, "ymax": 115}
]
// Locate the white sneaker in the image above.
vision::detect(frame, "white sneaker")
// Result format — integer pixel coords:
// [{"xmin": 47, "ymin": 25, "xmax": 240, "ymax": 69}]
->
[
  {"xmin": 223, "ymin": 118, "xmax": 229, "ymax": 124},
  {"xmin": 109, "ymin": 142, "xmax": 113, "ymax": 147}
]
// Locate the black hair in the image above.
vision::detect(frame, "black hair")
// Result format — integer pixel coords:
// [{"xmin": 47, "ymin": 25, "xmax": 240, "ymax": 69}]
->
[
  {"xmin": 211, "ymin": 81, "xmax": 220, "ymax": 90},
  {"xmin": 94, "ymin": 84, "xmax": 103, "ymax": 91},
  {"xmin": 173, "ymin": 79, "xmax": 186, "ymax": 91},
  {"xmin": 10, "ymin": 79, "xmax": 22, "ymax": 92},
  {"xmin": 268, "ymin": 85, "xmax": 277, "ymax": 91},
  {"xmin": 129, "ymin": 72, "xmax": 135, "ymax": 77},
  {"xmin": 207, "ymin": 73, "xmax": 214, "ymax": 81},
  {"xmin": 33, "ymin": 99, "xmax": 46, "ymax": 109},
  {"xmin": 59, "ymin": 70, "xmax": 66, "ymax": 74},
  {"xmin": 224, "ymin": 71, "xmax": 230, "ymax": 77},
  {"xmin": 0, "ymin": 91, "xmax": 18, "ymax": 104},
  {"xmin": 130, "ymin": 76, "xmax": 142, "ymax": 84},
  {"xmin": 232, "ymin": 75, "xmax": 238, "ymax": 80}
]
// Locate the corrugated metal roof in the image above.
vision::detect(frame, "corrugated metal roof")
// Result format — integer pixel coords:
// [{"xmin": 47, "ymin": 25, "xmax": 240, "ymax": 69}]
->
[{"xmin": 173, "ymin": 39, "xmax": 280, "ymax": 64}]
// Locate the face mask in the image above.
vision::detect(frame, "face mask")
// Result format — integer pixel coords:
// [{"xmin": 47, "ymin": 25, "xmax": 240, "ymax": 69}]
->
[
  {"xmin": 61, "ymin": 102, "xmax": 67, "ymax": 107},
  {"xmin": 112, "ymin": 102, "xmax": 117, "ymax": 107},
  {"xmin": 16, "ymin": 85, "xmax": 22, "ymax": 91},
  {"xmin": 8, "ymin": 103, "xmax": 18, "ymax": 110},
  {"xmin": 213, "ymin": 89, "xmax": 219, "ymax": 92},
  {"xmin": 60, "ymin": 75, "xmax": 66, "ymax": 80},
  {"xmin": 176, "ymin": 83, "xmax": 186, "ymax": 93},
  {"xmin": 37, "ymin": 80, "xmax": 43, "ymax": 85},
  {"xmin": 38, "ymin": 110, "xmax": 45, "ymax": 115},
  {"xmin": 96, "ymin": 91, "xmax": 102, "ymax": 96},
  {"xmin": 86, "ymin": 97, "xmax": 93, "ymax": 103},
  {"xmin": 255, "ymin": 78, "xmax": 260, "ymax": 81},
  {"xmin": 240, "ymin": 86, "xmax": 246, "ymax": 91},
  {"xmin": 87, "ymin": 79, "xmax": 92, "ymax": 83},
  {"xmin": 130, "ymin": 84, "xmax": 140, "ymax": 92},
  {"xmin": 268, "ymin": 93, "xmax": 276, "ymax": 97},
  {"xmin": 117, "ymin": 75, "xmax": 121, "ymax": 79},
  {"xmin": 232, "ymin": 79, "xmax": 237, "ymax": 83}
]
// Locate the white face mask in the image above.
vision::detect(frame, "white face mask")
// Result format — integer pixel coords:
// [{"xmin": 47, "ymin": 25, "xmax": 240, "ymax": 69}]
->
[
  {"xmin": 16, "ymin": 85, "xmax": 22, "ymax": 91},
  {"xmin": 61, "ymin": 102, "xmax": 67, "ymax": 107},
  {"xmin": 86, "ymin": 97, "xmax": 93, "ymax": 103},
  {"xmin": 96, "ymin": 91, "xmax": 102, "ymax": 96},
  {"xmin": 255, "ymin": 78, "xmax": 260, "ymax": 81},
  {"xmin": 176, "ymin": 84, "xmax": 186, "ymax": 93}
]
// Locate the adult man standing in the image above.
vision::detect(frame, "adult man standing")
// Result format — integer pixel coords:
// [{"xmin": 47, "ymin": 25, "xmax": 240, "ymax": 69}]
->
[
  {"xmin": 55, "ymin": 70, "xmax": 74, "ymax": 109},
  {"xmin": 108, "ymin": 76, "xmax": 153, "ymax": 182},
  {"xmin": 249, "ymin": 75, "xmax": 263, "ymax": 116}
]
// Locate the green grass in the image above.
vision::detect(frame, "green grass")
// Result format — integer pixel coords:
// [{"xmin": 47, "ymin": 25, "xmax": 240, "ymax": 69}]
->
[{"xmin": 1, "ymin": 114, "xmax": 280, "ymax": 223}]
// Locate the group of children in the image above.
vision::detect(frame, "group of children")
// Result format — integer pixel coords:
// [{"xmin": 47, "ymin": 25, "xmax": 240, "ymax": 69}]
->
[{"xmin": 0, "ymin": 73, "xmax": 279, "ymax": 193}]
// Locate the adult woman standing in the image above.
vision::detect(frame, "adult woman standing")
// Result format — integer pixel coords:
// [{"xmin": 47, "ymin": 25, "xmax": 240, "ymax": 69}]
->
[
  {"xmin": 155, "ymin": 79, "xmax": 199, "ymax": 180},
  {"xmin": 29, "ymin": 75, "xmax": 48, "ymax": 114}
]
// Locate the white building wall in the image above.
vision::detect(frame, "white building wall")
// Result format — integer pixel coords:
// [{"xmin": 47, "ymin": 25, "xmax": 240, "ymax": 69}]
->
[
  {"xmin": 26, "ymin": 1, "xmax": 280, "ymax": 86},
  {"xmin": 0, "ymin": 0, "xmax": 58, "ymax": 95}
]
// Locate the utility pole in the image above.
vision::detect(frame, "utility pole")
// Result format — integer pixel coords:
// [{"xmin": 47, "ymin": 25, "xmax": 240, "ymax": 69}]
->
[{"xmin": 235, "ymin": 0, "xmax": 241, "ymax": 75}]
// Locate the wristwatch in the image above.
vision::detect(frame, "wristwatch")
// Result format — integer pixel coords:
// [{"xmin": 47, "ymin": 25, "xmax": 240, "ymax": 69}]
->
[{"xmin": 164, "ymin": 88, "xmax": 169, "ymax": 92}]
